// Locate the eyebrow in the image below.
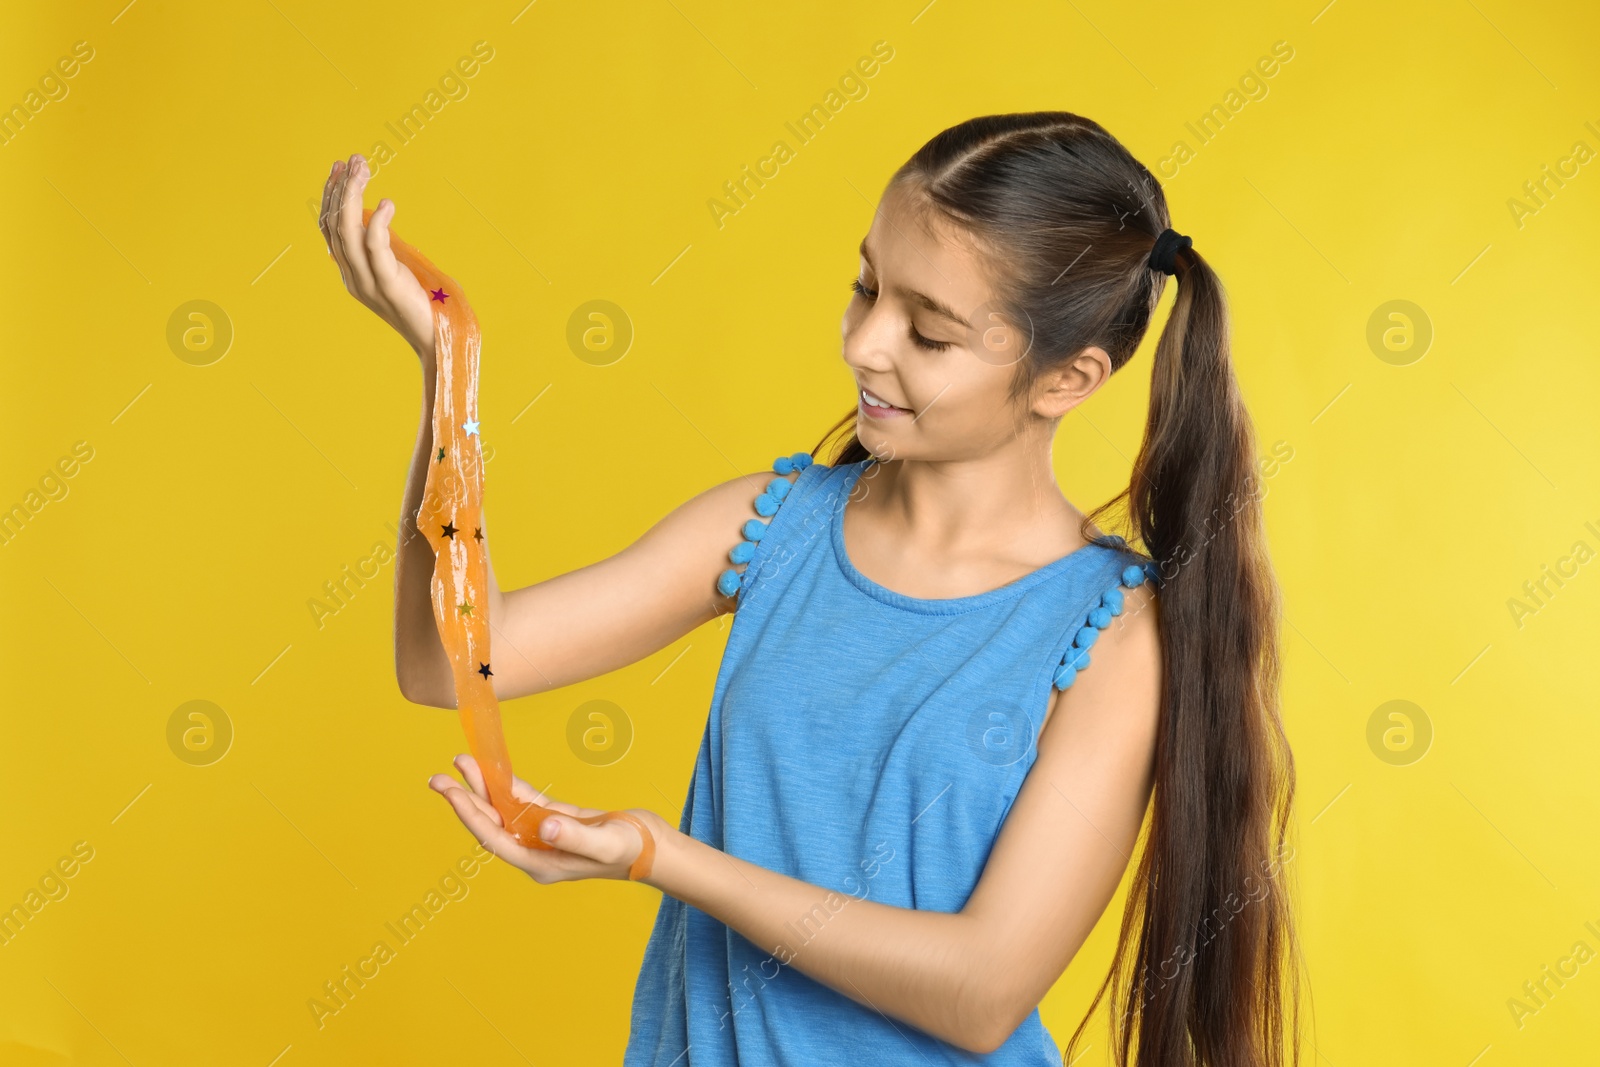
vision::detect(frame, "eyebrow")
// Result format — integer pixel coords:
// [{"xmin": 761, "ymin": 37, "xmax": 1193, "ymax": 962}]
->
[{"xmin": 859, "ymin": 238, "xmax": 969, "ymax": 330}]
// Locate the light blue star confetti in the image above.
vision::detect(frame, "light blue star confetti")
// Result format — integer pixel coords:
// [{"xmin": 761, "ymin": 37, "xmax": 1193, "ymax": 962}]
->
[{"xmin": 463, "ymin": 419, "xmax": 480, "ymax": 436}]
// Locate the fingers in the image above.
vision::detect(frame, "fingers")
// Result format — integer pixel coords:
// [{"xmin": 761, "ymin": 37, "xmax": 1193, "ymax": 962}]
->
[
  {"xmin": 334, "ymin": 154, "xmax": 376, "ymax": 297},
  {"xmin": 326, "ymin": 159, "xmax": 358, "ymax": 290},
  {"xmin": 449, "ymin": 754, "xmax": 581, "ymax": 816},
  {"xmin": 321, "ymin": 161, "xmax": 351, "ymax": 287},
  {"xmin": 364, "ymin": 198, "xmax": 400, "ymax": 284},
  {"xmin": 429, "ymin": 776, "xmax": 591, "ymax": 884},
  {"xmin": 537, "ymin": 813, "xmax": 638, "ymax": 869},
  {"xmin": 447, "ymin": 755, "xmax": 568, "ymax": 829},
  {"xmin": 318, "ymin": 161, "xmax": 339, "ymax": 254},
  {"xmin": 510, "ymin": 775, "xmax": 580, "ymax": 815},
  {"xmin": 430, "ymin": 777, "xmax": 526, "ymax": 863},
  {"xmin": 453, "ymin": 753, "xmax": 489, "ymax": 798},
  {"xmin": 439, "ymin": 764, "xmax": 505, "ymax": 829},
  {"xmin": 364, "ymin": 198, "xmax": 427, "ymax": 328}
]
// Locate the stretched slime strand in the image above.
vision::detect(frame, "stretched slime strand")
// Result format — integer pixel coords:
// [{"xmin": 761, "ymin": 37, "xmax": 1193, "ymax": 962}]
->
[{"xmin": 366, "ymin": 207, "xmax": 655, "ymax": 880}]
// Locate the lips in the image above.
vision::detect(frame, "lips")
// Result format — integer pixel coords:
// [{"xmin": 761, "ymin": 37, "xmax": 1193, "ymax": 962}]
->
[{"xmin": 859, "ymin": 387, "xmax": 912, "ymax": 419}]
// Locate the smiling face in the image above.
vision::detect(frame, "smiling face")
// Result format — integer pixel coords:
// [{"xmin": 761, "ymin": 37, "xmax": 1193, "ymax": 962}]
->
[{"xmin": 841, "ymin": 180, "xmax": 1103, "ymax": 463}]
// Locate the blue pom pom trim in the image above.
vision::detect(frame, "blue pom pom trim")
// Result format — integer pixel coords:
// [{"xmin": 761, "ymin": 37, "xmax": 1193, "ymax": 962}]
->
[
  {"xmin": 715, "ymin": 452, "xmax": 817, "ymax": 597},
  {"xmin": 1051, "ymin": 554, "xmax": 1156, "ymax": 690}
]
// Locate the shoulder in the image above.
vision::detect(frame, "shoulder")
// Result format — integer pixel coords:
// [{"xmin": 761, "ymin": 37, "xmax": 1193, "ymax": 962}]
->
[
  {"xmin": 650, "ymin": 453, "xmax": 815, "ymax": 535},
  {"xmin": 695, "ymin": 452, "xmax": 824, "ymax": 604},
  {"xmin": 1082, "ymin": 549, "xmax": 1162, "ymax": 686},
  {"xmin": 1039, "ymin": 550, "xmax": 1163, "ymax": 741}
]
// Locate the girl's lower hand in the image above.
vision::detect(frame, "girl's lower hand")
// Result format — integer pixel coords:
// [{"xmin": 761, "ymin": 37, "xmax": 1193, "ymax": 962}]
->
[
  {"xmin": 319, "ymin": 153, "xmax": 437, "ymax": 364},
  {"xmin": 428, "ymin": 754, "xmax": 666, "ymax": 884}
]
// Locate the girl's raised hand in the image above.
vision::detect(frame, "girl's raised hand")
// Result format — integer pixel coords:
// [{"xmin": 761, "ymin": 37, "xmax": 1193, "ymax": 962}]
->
[
  {"xmin": 319, "ymin": 153, "xmax": 436, "ymax": 363},
  {"xmin": 428, "ymin": 753, "xmax": 665, "ymax": 885}
]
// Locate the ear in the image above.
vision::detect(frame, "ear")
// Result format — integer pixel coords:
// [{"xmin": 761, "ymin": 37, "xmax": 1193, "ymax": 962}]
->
[{"xmin": 1031, "ymin": 346, "xmax": 1111, "ymax": 419}]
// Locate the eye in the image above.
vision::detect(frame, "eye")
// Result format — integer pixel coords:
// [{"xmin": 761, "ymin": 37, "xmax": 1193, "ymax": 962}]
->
[{"xmin": 851, "ymin": 276, "xmax": 952, "ymax": 352}]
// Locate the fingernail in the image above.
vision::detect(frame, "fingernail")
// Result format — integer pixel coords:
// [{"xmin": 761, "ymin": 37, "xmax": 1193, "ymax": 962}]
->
[{"xmin": 541, "ymin": 818, "xmax": 560, "ymax": 841}]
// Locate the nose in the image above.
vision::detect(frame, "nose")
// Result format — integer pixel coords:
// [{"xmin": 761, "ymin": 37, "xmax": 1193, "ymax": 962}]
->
[{"xmin": 841, "ymin": 301, "xmax": 895, "ymax": 378}]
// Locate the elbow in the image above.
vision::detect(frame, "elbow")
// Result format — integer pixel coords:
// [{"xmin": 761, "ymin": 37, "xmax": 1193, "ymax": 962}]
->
[
  {"xmin": 396, "ymin": 674, "xmax": 427, "ymax": 707},
  {"xmin": 396, "ymin": 677, "xmax": 424, "ymax": 706},
  {"xmin": 396, "ymin": 660, "xmax": 453, "ymax": 709},
  {"xmin": 954, "ymin": 1016, "xmax": 1019, "ymax": 1057},
  {"xmin": 395, "ymin": 631, "xmax": 452, "ymax": 707},
  {"xmin": 395, "ymin": 658, "xmax": 424, "ymax": 706},
  {"xmin": 949, "ymin": 970, "xmax": 1030, "ymax": 1055}
]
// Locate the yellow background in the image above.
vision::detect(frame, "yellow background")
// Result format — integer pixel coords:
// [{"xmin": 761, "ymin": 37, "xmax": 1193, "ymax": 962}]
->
[{"xmin": 3, "ymin": 1, "xmax": 1598, "ymax": 1064}]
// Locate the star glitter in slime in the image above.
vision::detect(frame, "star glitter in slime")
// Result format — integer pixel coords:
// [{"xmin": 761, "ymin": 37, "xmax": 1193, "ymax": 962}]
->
[{"xmin": 366, "ymin": 207, "xmax": 655, "ymax": 881}]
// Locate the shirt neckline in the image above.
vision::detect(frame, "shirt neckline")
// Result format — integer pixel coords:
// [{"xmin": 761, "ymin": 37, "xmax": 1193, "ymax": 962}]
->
[{"xmin": 830, "ymin": 460, "xmax": 1112, "ymax": 615}]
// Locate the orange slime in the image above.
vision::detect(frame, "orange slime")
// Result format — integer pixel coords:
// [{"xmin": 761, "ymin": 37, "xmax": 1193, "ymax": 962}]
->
[{"xmin": 368, "ymin": 207, "xmax": 655, "ymax": 881}]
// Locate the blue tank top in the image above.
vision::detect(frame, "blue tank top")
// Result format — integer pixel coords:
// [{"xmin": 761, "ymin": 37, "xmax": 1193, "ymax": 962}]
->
[{"xmin": 625, "ymin": 454, "xmax": 1155, "ymax": 1066}]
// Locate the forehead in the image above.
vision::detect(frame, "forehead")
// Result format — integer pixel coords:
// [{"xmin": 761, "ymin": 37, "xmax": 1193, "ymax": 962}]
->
[{"xmin": 860, "ymin": 181, "xmax": 997, "ymax": 314}]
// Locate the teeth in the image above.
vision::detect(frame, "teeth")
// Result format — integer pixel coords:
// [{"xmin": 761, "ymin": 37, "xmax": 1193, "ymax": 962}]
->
[{"xmin": 862, "ymin": 388, "xmax": 898, "ymax": 409}]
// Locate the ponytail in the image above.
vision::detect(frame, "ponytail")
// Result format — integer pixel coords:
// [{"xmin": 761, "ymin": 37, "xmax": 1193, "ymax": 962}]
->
[{"xmin": 1066, "ymin": 246, "xmax": 1301, "ymax": 1067}]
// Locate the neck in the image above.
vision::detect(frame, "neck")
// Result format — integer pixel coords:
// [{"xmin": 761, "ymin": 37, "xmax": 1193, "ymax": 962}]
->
[{"xmin": 861, "ymin": 432, "xmax": 1081, "ymax": 555}]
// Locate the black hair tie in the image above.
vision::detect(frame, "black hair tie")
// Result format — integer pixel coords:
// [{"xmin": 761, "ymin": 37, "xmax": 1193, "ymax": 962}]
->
[{"xmin": 1147, "ymin": 228, "xmax": 1192, "ymax": 276}]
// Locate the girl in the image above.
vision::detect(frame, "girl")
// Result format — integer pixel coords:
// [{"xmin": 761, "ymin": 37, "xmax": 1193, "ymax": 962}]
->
[{"xmin": 319, "ymin": 111, "xmax": 1300, "ymax": 1065}]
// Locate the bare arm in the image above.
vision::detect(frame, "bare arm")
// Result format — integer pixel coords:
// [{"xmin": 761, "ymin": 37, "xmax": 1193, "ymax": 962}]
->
[
  {"xmin": 382, "ymin": 301, "xmax": 788, "ymax": 705},
  {"xmin": 639, "ymin": 583, "xmax": 1166, "ymax": 1053},
  {"xmin": 425, "ymin": 551, "xmax": 1165, "ymax": 1052},
  {"xmin": 316, "ymin": 154, "xmax": 792, "ymax": 708},
  {"xmin": 390, "ymin": 357, "xmax": 450, "ymax": 702},
  {"xmin": 398, "ymin": 453, "xmax": 789, "ymax": 708},
  {"xmin": 440, "ymin": 633, "xmax": 1159, "ymax": 1056}
]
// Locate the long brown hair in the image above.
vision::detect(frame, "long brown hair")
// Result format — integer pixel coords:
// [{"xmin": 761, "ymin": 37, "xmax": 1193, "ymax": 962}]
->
[{"xmin": 814, "ymin": 113, "xmax": 1302, "ymax": 1066}]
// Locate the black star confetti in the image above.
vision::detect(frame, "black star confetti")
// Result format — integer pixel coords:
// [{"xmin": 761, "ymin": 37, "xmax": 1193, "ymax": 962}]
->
[
  {"xmin": 436, "ymin": 447, "xmax": 446, "ymax": 462},
  {"xmin": 477, "ymin": 662, "xmax": 493, "ymax": 679},
  {"xmin": 441, "ymin": 522, "xmax": 458, "ymax": 539},
  {"xmin": 473, "ymin": 527, "xmax": 484, "ymax": 542}
]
